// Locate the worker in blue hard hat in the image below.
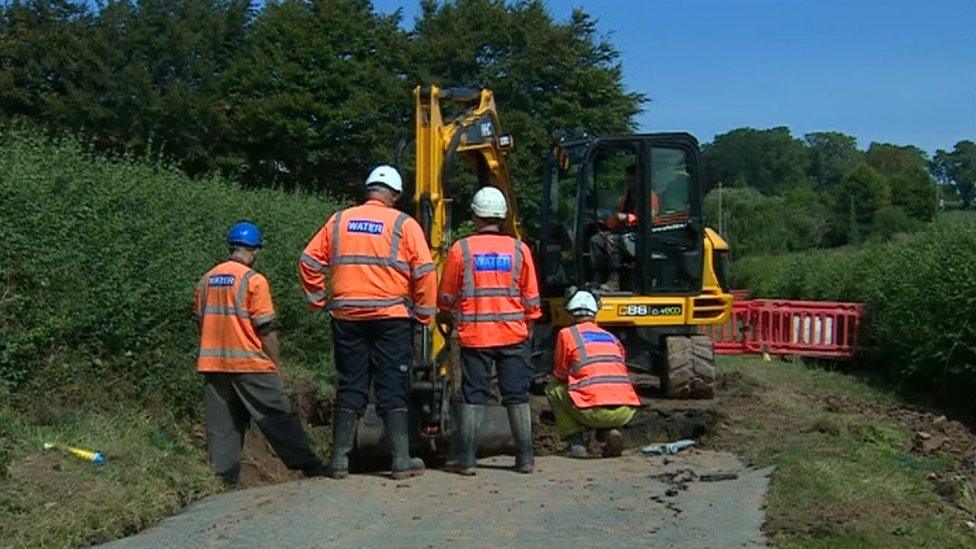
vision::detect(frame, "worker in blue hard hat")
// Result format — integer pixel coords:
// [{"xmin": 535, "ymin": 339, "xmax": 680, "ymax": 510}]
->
[{"xmin": 194, "ymin": 221, "xmax": 325, "ymax": 485}]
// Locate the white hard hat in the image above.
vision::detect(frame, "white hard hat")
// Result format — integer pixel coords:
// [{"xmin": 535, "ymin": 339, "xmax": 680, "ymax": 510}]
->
[
  {"xmin": 566, "ymin": 289, "xmax": 600, "ymax": 316},
  {"xmin": 471, "ymin": 186, "xmax": 508, "ymax": 219},
  {"xmin": 365, "ymin": 165, "xmax": 403, "ymax": 193}
]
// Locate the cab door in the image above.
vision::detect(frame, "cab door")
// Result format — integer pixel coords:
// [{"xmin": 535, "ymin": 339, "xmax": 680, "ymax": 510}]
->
[{"xmin": 638, "ymin": 134, "xmax": 704, "ymax": 295}]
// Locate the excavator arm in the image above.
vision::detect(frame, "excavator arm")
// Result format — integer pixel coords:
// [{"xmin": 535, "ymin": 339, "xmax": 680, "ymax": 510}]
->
[{"xmin": 412, "ymin": 85, "xmax": 520, "ymax": 441}]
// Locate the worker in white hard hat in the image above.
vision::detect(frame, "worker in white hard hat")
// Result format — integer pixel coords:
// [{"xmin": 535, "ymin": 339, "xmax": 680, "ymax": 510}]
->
[
  {"xmin": 438, "ymin": 186, "xmax": 542, "ymax": 475},
  {"xmin": 545, "ymin": 288, "xmax": 641, "ymax": 458},
  {"xmin": 299, "ymin": 164, "xmax": 436, "ymax": 480}
]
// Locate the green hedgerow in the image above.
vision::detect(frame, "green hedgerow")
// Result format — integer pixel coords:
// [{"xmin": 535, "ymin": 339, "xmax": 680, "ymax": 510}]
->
[
  {"xmin": 731, "ymin": 218, "xmax": 976, "ymax": 397},
  {"xmin": 0, "ymin": 128, "xmax": 342, "ymax": 414}
]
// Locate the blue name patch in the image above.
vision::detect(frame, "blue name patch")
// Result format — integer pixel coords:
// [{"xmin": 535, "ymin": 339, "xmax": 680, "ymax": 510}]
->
[
  {"xmin": 347, "ymin": 219, "xmax": 384, "ymax": 235},
  {"xmin": 582, "ymin": 331, "xmax": 616, "ymax": 344},
  {"xmin": 209, "ymin": 274, "xmax": 236, "ymax": 287},
  {"xmin": 473, "ymin": 253, "xmax": 513, "ymax": 272}
]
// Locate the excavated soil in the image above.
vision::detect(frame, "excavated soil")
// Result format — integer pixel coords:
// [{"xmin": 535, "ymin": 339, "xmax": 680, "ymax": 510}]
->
[{"xmin": 228, "ymin": 377, "xmax": 721, "ymax": 487}]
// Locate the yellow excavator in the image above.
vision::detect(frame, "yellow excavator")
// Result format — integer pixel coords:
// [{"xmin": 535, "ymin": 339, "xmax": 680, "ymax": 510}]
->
[{"xmin": 355, "ymin": 85, "xmax": 733, "ymax": 459}]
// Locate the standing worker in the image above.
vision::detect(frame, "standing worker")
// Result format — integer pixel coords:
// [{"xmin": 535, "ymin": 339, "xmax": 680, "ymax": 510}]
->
[
  {"xmin": 546, "ymin": 289, "xmax": 641, "ymax": 458},
  {"xmin": 438, "ymin": 187, "xmax": 542, "ymax": 475},
  {"xmin": 299, "ymin": 165, "xmax": 436, "ymax": 480},
  {"xmin": 195, "ymin": 222, "xmax": 325, "ymax": 485}
]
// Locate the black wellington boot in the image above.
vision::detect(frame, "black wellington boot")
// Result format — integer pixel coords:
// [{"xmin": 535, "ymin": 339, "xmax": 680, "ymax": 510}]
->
[
  {"xmin": 444, "ymin": 404, "xmax": 483, "ymax": 476},
  {"xmin": 327, "ymin": 409, "xmax": 357, "ymax": 479},
  {"xmin": 507, "ymin": 403, "xmax": 535, "ymax": 474},
  {"xmin": 385, "ymin": 411, "xmax": 425, "ymax": 480}
]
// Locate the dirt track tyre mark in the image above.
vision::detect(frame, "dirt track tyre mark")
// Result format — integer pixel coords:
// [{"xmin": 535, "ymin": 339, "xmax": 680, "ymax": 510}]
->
[{"xmin": 663, "ymin": 335, "xmax": 716, "ymax": 399}]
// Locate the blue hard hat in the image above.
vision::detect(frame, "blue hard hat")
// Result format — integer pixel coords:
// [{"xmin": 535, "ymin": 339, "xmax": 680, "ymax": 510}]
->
[{"xmin": 227, "ymin": 221, "xmax": 263, "ymax": 248}]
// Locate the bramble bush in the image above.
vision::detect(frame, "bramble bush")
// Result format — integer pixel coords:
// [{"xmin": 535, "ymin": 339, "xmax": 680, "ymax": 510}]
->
[
  {"xmin": 732, "ymin": 218, "xmax": 976, "ymax": 396},
  {"xmin": 0, "ymin": 128, "xmax": 342, "ymax": 414}
]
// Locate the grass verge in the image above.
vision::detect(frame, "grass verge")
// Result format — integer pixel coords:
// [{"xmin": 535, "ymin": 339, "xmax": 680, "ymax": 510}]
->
[
  {"xmin": 0, "ymin": 369, "xmax": 333, "ymax": 548},
  {"xmin": 710, "ymin": 356, "xmax": 976, "ymax": 548}
]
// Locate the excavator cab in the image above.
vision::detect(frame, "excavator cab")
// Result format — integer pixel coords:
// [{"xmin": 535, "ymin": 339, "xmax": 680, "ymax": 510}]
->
[
  {"xmin": 537, "ymin": 134, "xmax": 733, "ymax": 398},
  {"xmin": 541, "ymin": 135, "xmax": 705, "ymax": 294}
]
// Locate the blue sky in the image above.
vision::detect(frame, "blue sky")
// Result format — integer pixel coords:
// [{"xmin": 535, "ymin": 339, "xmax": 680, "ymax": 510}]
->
[{"xmin": 374, "ymin": 0, "xmax": 975, "ymax": 154}]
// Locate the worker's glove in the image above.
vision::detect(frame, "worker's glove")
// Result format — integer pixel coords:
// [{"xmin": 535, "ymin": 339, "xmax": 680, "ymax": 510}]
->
[{"xmin": 436, "ymin": 311, "xmax": 455, "ymax": 331}]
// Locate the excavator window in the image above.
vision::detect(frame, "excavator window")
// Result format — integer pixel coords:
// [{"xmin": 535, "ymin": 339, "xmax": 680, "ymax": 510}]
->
[
  {"xmin": 583, "ymin": 147, "xmax": 640, "ymax": 292},
  {"xmin": 650, "ymin": 147, "xmax": 692, "ymax": 227},
  {"xmin": 541, "ymin": 153, "xmax": 581, "ymax": 287}
]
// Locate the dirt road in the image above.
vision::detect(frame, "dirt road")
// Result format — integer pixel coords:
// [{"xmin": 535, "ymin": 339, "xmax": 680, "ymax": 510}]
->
[{"xmin": 104, "ymin": 451, "xmax": 772, "ymax": 548}]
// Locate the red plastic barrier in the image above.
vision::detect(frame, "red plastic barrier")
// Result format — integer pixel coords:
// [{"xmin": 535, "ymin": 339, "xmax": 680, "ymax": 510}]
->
[
  {"xmin": 701, "ymin": 293, "xmax": 865, "ymax": 360},
  {"xmin": 701, "ymin": 300, "xmax": 752, "ymax": 354}
]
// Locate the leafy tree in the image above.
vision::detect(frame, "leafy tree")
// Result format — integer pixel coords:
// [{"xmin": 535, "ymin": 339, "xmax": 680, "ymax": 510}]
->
[
  {"xmin": 64, "ymin": 0, "xmax": 252, "ymax": 175},
  {"xmin": 217, "ymin": 0, "xmax": 409, "ymax": 193},
  {"xmin": 409, "ymin": 0, "xmax": 644, "ymax": 224},
  {"xmin": 0, "ymin": 0, "xmax": 92, "ymax": 121},
  {"xmin": 889, "ymin": 166, "xmax": 937, "ymax": 221},
  {"xmin": 869, "ymin": 205, "xmax": 920, "ymax": 241},
  {"xmin": 804, "ymin": 131, "xmax": 861, "ymax": 189},
  {"xmin": 701, "ymin": 127, "xmax": 809, "ymax": 194},
  {"xmin": 862, "ymin": 143, "xmax": 934, "ymax": 221},
  {"xmin": 931, "ymin": 140, "xmax": 976, "ymax": 207},
  {"xmin": 839, "ymin": 163, "xmax": 890, "ymax": 228},
  {"xmin": 703, "ymin": 186, "xmax": 828, "ymax": 257},
  {"xmin": 864, "ymin": 142, "xmax": 927, "ymax": 175}
]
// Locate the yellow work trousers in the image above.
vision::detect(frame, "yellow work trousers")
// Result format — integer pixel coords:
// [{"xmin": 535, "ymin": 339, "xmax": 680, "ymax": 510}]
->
[{"xmin": 545, "ymin": 381, "xmax": 637, "ymax": 438}]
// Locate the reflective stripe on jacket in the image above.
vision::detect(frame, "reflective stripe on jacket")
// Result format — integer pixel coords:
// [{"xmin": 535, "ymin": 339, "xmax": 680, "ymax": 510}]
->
[
  {"xmin": 194, "ymin": 260, "xmax": 277, "ymax": 373},
  {"xmin": 553, "ymin": 321, "xmax": 640, "ymax": 408},
  {"xmin": 437, "ymin": 232, "xmax": 542, "ymax": 348},
  {"xmin": 299, "ymin": 200, "xmax": 437, "ymax": 322}
]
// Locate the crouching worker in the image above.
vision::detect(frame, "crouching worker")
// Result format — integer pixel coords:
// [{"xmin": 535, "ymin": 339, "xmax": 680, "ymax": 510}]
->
[
  {"xmin": 546, "ymin": 289, "xmax": 641, "ymax": 458},
  {"xmin": 195, "ymin": 222, "xmax": 325, "ymax": 485}
]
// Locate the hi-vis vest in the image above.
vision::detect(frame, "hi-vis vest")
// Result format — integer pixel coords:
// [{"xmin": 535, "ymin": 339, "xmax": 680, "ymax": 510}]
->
[
  {"xmin": 299, "ymin": 200, "xmax": 437, "ymax": 322},
  {"xmin": 554, "ymin": 321, "xmax": 640, "ymax": 408},
  {"xmin": 438, "ymin": 233, "xmax": 542, "ymax": 348},
  {"xmin": 195, "ymin": 260, "xmax": 276, "ymax": 373}
]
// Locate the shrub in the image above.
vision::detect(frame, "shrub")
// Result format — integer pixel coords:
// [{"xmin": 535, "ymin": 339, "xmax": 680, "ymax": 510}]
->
[
  {"xmin": 731, "ymin": 218, "xmax": 976, "ymax": 396},
  {"xmin": 0, "ymin": 129, "xmax": 341, "ymax": 414}
]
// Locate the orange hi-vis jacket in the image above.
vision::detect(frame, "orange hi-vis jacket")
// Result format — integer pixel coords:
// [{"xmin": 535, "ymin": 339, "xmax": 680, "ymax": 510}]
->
[
  {"xmin": 437, "ymin": 231, "xmax": 542, "ymax": 348},
  {"xmin": 194, "ymin": 259, "xmax": 277, "ymax": 373},
  {"xmin": 604, "ymin": 191, "xmax": 661, "ymax": 231},
  {"xmin": 299, "ymin": 200, "xmax": 437, "ymax": 323},
  {"xmin": 553, "ymin": 321, "xmax": 641, "ymax": 409}
]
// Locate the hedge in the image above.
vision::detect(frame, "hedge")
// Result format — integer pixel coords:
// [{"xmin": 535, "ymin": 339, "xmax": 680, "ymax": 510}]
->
[
  {"xmin": 0, "ymin": 129, "xmax": 342, "ymax": 414},
  {"xmin": 732, "ymin": 218, "xmax": 976, "ymax": 396}
]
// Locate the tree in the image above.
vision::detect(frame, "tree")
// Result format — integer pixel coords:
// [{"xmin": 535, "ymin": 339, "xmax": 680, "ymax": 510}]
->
[
  {"xmin": 870, "ymin": 205, "xmax": 920, "ymax": 241},
  {"xmin": 703, "ymin": 186, "xmax": 829, "ymax": 257},
  {"xmin": 839, "ymin": 163, "xmax": 890, "ymax": 228},
  {"xmin": 217, "ymin": 0, "xmax": 410, "ymax": 193},
  {"xmin": 64, "ymin": 0, "xmax": 253, "ymax": 175},
  {"xmin": 864, "ymin": 142, "xmax": 927, "ymax": 176},
  {"xmin": 889, "ymin": 166, "xmax": 937, "ymax": 221},
  {"xmin": 0, "ymin": 0, "xmax": 92, "ymax": 121},
  {"xmin": 701, "ymin": 127, "xmax": 809, "ymax": 194},
  {"xmin": 804, "ymin": 131, "xmax": 861, "ymax": 189},
  {"xmin": 931, "ymin": 140, "xmax": 976, "ymax": 207},
  {"xmin": 410, "ymin": 0, "xmax": 644, "ymax": 224}
]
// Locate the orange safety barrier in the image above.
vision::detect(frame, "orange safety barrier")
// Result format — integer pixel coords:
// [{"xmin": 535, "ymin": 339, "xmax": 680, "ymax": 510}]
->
[{"xmin": 701, "ymin": 294, "xmax": 865, "ymax": 360}]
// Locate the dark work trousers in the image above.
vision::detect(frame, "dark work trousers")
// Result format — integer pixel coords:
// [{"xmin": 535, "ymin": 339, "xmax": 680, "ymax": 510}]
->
[
  {"xmin": 460, "ymin": 339, "xmax": 532, "ymax": 406},
  {"xmin": 589, "ymin": 231, "xmax": 622, "ymax": 283},
  {"xmin": 331, "ymin": 317, "xmax": 413, "ymax": 417},
  {"xmin": 203, "ymin": 372, "xmax": 321, "ymax": 483}
]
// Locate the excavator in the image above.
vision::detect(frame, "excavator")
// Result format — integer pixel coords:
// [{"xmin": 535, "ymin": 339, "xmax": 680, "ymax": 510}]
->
[{"xmin": 354, "ymin": 85, "xmax": 733, "ymax": 461}]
